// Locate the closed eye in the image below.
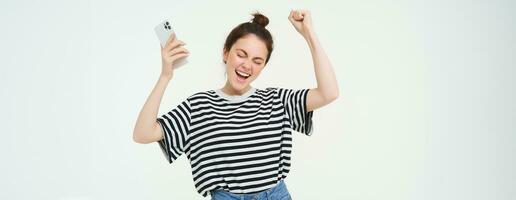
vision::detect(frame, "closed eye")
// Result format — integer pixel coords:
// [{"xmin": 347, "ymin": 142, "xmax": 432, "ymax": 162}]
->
[
  {"xmin": 238, "ymin": 54, "xmax": 262, "ymax": 64},
  {"xmin": 236, "ymin": 49, "xmax": 265, "ymax": 63}
]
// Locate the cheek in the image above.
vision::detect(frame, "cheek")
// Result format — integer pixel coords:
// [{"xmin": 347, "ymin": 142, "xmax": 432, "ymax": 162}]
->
[
  {"xmin": 251, "ymin": 66, "xmax": 265, "ymax": 78},
  {"xmin": 255, "ymin": 66, "xmax": 265, "ymax": 74},
  {"xmin": 229, "ymin": 56, "xmax": 246, "ymax": 66},
  {"xmin": 226, "ymin": 65, "xmax": 235, "ymax": 78}
]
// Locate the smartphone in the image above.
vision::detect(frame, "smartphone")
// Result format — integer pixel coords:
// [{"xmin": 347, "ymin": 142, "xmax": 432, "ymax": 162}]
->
[{"xmin": 154, "ymin": 18, "xmax": 188, "ymax": 69}]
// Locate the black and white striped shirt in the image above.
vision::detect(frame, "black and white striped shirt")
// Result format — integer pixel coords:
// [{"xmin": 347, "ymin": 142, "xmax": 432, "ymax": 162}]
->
[{"xmin": 156, "ymin": 87, "xmax": 314, "ymax": 197}]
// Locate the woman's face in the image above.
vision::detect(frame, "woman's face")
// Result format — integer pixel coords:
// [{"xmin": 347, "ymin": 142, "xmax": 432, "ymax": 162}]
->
[{"xmin": 223, "ymin": 34, "xmax": 268, "ymax": 92}]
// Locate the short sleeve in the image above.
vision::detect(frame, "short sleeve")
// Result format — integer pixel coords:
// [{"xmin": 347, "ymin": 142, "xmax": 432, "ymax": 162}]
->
[
  {"xmin": 275, "ymin": 88, "xmax": 314, "ymax": 136},
  {"xmin": 156, "ymin": 100, "xmax": 192, "ymax": 164}
]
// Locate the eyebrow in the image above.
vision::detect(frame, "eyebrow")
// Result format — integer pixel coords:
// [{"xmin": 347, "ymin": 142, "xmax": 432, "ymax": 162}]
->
[{"xmin": 236, "ymin": 48, "xmax": 265, "ymax": 61}]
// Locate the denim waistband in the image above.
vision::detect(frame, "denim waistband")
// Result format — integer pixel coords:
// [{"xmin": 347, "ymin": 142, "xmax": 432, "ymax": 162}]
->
[{"xmin": 209, "ymin": 180, "xmax": 291, "ymax": 200}]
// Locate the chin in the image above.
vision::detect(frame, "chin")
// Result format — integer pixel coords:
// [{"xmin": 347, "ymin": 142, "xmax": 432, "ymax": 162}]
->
[{"xmin": 229, "ymin": 78, "xmax": 250, "ymax": 90}]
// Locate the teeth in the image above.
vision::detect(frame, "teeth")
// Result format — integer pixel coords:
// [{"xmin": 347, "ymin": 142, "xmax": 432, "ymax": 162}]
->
[{"xmin": 236, "ymin": 70, "xmax": 251, "ymax": 77}]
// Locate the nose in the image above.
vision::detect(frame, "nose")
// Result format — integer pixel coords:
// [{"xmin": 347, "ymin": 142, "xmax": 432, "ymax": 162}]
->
[{"xmin": 240, "ymin": 60, "xmax": 253, "ymax": 71}]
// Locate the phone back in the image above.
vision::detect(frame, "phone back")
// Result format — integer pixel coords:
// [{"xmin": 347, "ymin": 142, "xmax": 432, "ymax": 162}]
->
[{"xmin": 154, "ymin": 19, "xmax": 174, "ymax": 47}]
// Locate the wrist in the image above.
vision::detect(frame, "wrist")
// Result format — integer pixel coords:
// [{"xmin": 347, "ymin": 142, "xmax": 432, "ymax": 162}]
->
[
  {"xmin": 303, "ymin": 27, "xmax": 316, "ymax": 38},
  {"xmin": 304, "ymin": 29, "xmax": 319, "ymax": 48},
  {"xmin": 159, "ymin": 74, "xmax": 173, "ymax": 82}
]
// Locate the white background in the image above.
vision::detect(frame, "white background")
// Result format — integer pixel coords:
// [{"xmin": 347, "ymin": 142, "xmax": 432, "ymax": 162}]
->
[{"xmin": 1, "ymin": 0, "xmax": 514, "ymax": 199}]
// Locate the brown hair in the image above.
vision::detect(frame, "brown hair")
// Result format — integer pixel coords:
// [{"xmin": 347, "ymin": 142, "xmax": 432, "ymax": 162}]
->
[{"xmin": 223, "ymin": 11, "xmax": 274, "ymax": 64}]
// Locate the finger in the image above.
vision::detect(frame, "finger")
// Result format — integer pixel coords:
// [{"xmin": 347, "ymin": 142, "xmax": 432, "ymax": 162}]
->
[
  {"xmin": 170, "ymin": 53, "xmax": 189, "ymax": 62},
  {"xmin": 301, "ymin": 10, "xmax": 310, "ymax": 18},
  {"xmin": 167, "ymin": 41, "xmax": 186, "ymax": 53},
  {"xmin": 288, "ymin": 10, "xmax": 295, "ymax": 22},
  {"xmin": 289, "ymin": 10, "xmax": 297, "ymax": 19},
  {"xmin": 165, "ymin": 32, "xmax": 176, "ymax": 46},
  {"xmin": 290, "ymin": 10, "xmax": 302, "ymax": 21},
  {"xmin": 168, "ymin": 47, "xmax": 189, "ymax": 57},
  {"xmin": 166, "ymin": 39, "xmax": 186, "ymax": 52},
  {"xmin": 295, "ymin": 10, "xmax": 304, "ymax": 20},
  {"xmin": 166, "ymin": 38, "xmax": 180, "ymax": 49}
]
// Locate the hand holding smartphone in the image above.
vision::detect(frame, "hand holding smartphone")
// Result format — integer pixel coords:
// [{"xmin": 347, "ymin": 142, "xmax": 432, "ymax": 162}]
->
[{"xmin": 155, "ymin": 18, "xmax": 189, "ymax": 70}]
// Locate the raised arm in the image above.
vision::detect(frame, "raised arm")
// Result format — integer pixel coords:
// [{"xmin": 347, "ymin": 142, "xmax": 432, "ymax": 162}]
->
[
  {"xmin": 133, "ymin": 76, "xmax": 172, "ymax": 144},
  {"xmin": 288, "ymin": 10, "xmax": 339, "ymax": 112},
  {"xmin": 133, "ymin": 33, "xmax": 189, "ymax": 144}
]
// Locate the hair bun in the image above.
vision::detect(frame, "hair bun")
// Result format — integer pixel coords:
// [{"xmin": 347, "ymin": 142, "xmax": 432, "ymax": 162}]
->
[{"xmin": 251, "ymin": 12, "xmax": 269, "ymax": 27}]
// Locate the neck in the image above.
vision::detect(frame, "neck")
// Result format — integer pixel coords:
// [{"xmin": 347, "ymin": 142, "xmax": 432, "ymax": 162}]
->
[{"xmin": 221, "ymin": 81, "xmax": 251, "ymax": 96}]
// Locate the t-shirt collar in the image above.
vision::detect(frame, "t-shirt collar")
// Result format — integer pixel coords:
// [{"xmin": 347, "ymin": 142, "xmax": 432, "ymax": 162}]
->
[{"xmin": 215, "ymin": 87, "xmax": 257, "ymax": 102}]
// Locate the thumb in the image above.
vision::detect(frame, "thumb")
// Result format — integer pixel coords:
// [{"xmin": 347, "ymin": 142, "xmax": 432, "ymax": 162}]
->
[{"xmin": 293, "ymin": 10, "xmax": 304, "ymax": 20}]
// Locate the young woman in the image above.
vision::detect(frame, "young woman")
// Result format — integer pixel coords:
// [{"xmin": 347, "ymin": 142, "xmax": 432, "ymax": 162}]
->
[{"xmin": 133, "ymin": 10, "xmax": 339, "ymax": 200}]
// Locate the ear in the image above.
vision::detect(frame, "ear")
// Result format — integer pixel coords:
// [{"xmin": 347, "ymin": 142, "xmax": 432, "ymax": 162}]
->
[{"xmin": 222, "ymin": 49, "xmax": 228, "ymax": 64}]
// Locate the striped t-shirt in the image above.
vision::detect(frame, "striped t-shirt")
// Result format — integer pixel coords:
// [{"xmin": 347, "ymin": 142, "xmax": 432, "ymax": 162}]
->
[{"xmin": 156, "ymin": 87, "xmax": 314, "ymax": 197}]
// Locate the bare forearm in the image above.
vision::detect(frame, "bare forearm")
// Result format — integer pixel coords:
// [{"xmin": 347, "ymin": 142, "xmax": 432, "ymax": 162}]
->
[
  {"xmin": 133, "ymin": 75, "xmax": 171, "ymax": 141},
  {"xmin": 304, "ymin": 30, "xmax": 339, "ymax": 100}
]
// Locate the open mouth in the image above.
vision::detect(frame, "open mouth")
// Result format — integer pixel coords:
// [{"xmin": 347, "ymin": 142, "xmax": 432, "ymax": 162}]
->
[{"xmin": 235, "ymin": 69, "xmax": 251, "ymax": 80}]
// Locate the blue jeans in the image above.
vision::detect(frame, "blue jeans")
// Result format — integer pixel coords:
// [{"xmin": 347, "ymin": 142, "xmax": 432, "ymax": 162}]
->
[{"xmin": 210, "ymin": 180, "xmax": 292, "ymax": 200}]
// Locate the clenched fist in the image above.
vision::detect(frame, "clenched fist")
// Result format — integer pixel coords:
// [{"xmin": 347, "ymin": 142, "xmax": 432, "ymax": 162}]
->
[{"xmin": 288, "ymin": 9, "xmax": 315, "ymax": 39}]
